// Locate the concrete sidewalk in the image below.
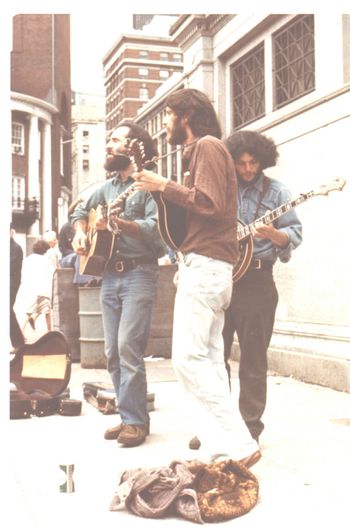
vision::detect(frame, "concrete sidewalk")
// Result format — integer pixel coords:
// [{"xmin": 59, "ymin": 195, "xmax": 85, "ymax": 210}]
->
[{"xmin": 7, "ymin": 359, "xmax": 350, "ymax": 531}]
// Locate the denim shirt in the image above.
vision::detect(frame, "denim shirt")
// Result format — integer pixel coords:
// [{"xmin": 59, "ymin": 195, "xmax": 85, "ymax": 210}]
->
[
  {"xmin": 238, "ymin": 173, "xmax": 303, "ymax": 263},
  {"xmin": 70, "ymin": 175, "xmax": 166, "ymax": 260}
]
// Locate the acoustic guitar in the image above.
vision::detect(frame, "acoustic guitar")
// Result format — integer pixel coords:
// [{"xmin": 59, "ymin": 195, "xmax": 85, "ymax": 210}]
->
[
  {"xmin": 79, "ymin": 178, "xmax": 140, "ymax": 276},
  {"xmin": 233, "ymin": 177, "xmax": 346, "ymax": 281}
]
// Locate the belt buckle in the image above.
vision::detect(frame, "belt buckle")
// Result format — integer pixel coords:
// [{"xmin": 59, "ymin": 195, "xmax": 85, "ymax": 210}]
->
[
  {"xmin": 115, "ymin": 261, "xmax": 124, "ymax": 273},
  {"xmin": 254, "ymin": 259, "xmax": 261, "ymax": 270}
]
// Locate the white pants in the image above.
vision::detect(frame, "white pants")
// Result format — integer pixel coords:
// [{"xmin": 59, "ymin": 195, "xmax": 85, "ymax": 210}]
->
[{"xmin": 172, "ymin": 252, "xmax": 259, "ymax": 461}]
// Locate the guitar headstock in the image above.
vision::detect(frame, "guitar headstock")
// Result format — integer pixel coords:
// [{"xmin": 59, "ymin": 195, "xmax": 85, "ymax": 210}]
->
[
  {"xmin": 314, "ymin": 177, "xmax": 346, "ymax": 197},
  {"xmin": 128, "ymin": 138, "xmax": 146, "ymax": 172}
]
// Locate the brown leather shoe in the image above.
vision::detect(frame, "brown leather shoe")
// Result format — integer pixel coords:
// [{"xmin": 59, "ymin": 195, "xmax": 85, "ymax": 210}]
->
[
  {"xmin": 117, "ymin": 424, "xmax": 148, "ymax": 447},
  {"xmin": 239, "ymin": 450, "xmax": 262, "ymax": 468},
  {"xmin": 104, "ymin": 423, "xmax": 125, "ymax": 440}
]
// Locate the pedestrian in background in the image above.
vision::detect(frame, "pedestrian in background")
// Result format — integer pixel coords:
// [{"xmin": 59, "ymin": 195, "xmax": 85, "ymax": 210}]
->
[
  {"xmin": 43, "ymin": 230, "xmax": 62, "ymax": 270},
  {"xmin": 15, "ymin": 239, "xmax": 55, "ymax": 335},
  {"xmin": 10, "ymin": 225, "xmax": 24, "ymax": 351}
]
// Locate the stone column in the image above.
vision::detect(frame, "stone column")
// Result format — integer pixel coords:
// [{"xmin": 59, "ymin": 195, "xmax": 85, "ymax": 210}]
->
[{"xmin": 28, "ymin": 114, "xmax": 40, "ymax": 235}]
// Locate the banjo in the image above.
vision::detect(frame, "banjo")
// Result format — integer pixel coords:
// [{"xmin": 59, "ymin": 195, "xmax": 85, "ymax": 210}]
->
[{"xmin": 232, "ymin": 177, "xmax": 346, "ymax": 281}]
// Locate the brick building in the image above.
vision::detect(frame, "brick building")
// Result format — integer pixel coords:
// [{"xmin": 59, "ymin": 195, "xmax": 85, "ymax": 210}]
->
[
  {"xmin": 11, "ymin": 14, "xmax": 72, "ymax": 250},
  {"xmin": 103, "ymin": 32, "xmax": 183, "ymax": 138}
]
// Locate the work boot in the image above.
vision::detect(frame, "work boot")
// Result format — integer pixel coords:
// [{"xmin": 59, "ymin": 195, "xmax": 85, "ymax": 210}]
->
[
  {"xmin": 104, "ymin": 423, "xmax": 125, "ymax": 440},
  {"xmin": 117, "ymin": 424, "xmax": 149, "ymax": 447}
]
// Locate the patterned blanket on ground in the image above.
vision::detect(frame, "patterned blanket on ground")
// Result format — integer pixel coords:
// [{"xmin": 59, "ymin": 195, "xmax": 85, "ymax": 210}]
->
[{"xmin": 110, "ymin": 459, "xmax": 259, "ymax": 523}]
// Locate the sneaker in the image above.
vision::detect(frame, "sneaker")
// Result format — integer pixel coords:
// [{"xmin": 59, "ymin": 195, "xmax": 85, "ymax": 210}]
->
[
  {"xmin": 104, "ymin": 423, "xmax": 125, "ymax": 440},
  {"xmin": 117, "ymin": 424, "xmax": 148, "ymax": 447}
]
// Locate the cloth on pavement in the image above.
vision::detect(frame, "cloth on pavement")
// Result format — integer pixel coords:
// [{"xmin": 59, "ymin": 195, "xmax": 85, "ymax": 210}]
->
[{"xmin": 109, "ymin": 459, "xmax": 259, "ymax": 523}]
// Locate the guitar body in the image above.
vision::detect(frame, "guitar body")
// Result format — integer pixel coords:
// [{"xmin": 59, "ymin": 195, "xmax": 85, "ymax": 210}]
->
[
  {"xmin": 232, "ymin": 221, "xmax": 254, "ymax": 282},
  {"xmin": 151, "ymin": 191, "xmax": 187, "ymax": 249},
  {"xmin": 79, "ymin": 207, "xmax": 115, "ymax": 276},
  {"xmin": 10, "ymin": 331, "xmax": 71, "ymax": 397}
]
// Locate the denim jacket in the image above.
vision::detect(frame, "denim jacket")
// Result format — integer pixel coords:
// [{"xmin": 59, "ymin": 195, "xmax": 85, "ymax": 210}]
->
[{"xmin": 238, "ymin": 173, "xmax": 303, "ymax": 263}]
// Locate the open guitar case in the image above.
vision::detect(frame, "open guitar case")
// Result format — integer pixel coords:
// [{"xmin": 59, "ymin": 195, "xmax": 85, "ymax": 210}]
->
[{"xmin": 10, "ymin": 331, "xmax": 82, "ymax": 419}]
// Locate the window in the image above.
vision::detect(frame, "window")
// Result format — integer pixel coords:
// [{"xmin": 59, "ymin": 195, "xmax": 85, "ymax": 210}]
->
[
  {"xmin": 138, "ymin": 68, "xmax": 149, "ymax": 77},
  {"xmin": 160, "ymin": 134, "xmax": 167, "ymax": 178},
  {"xmin": 160, "ymin": 52, "xmax": 169, "ymax": 61},
  {"xmin": 231, "ymin": 43, "xmax": 265, "ymax": 128},
  {"xmin": 159, "ymin": 70, "xmax": 169, "ymax": 79},
  {"xmin": 12, "ymin": 176, "xmax": 25, "ymax": 209},
  {"xmin": 139, "ymin": 87, "xmax": 149, "ymax": 101},
  {"xmin": 171, "ymin": 151, "xmax": 177, "ymax": 181},
  {"xmin": 12, "ymin": 122, "xmax": 24, "ymax": 154},
  {"xmin": 83, "ymin": 145, "xmax": 89, "ymax": 154},
  {"xmin": 273, "ymin": 15, "xmax": 315, "ymax": 109},
  {"xmin": 173, "ymin": 53, "xmax": 182, "ymax": 62},
  {"xmin": 139, "ymin": 50, "xmax": 149, "ymax": 59},
  {"xmin": 82, "ymin": 160, "xmax": 89, "ymax": 171}
]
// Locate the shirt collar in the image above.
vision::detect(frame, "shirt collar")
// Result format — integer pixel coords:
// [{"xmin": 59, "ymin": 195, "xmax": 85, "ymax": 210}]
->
[{"xmin": 112, "ymin": 174, "xmax": 134, "ymax": 186}]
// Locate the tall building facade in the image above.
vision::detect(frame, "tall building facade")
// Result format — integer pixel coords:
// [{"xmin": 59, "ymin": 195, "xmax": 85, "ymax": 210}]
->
[
  {"xmin": 71, "ymin": 92, "xmax": 106, "ymax": 202},
  {"xmin": 11, "ymin": 14, "xmax": 72, "ymax": 249},
  {"xmin": 103, "ymin": 32, "xmax": 183, "ymax": 137}
]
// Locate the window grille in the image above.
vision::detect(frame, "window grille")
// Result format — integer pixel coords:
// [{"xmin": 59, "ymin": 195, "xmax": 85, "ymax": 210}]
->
[
  {"xmin": 273, "ymin": 14, "xmax": 315, "ymax": 108},
  {"xmin": 231, "ymin": 44, "xmax": 265, "ymax": 128}
]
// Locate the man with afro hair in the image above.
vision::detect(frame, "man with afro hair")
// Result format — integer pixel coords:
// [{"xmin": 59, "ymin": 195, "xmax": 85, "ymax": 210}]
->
[{"xmin": 222, "ymin": 130, "xmax": 303, "ymax": 444}]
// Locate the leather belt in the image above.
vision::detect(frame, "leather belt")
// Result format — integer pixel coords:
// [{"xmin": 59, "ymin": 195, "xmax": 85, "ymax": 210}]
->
[
  {"xmin": 249, "ymin": 258, "xmax": 274, "ymax": 270},
  {"xmin": 112, "ymin": 257, "xmax": 157, "ymax": 273}
]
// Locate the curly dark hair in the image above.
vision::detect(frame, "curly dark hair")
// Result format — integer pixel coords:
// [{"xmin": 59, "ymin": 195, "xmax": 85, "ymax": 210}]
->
[
  {"xmin": 166, "ymin": 89, "xmax": 222, "ymax": 139},
  {"xmin": 225, "ymin": 130, "xmax": 279, "ymax": 169},
  {"xmin": 121, "ymin": 120, "xmax": 158, "ymax": 169}
]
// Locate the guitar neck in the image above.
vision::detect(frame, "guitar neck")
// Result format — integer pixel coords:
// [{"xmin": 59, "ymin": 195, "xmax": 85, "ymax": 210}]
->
[
  {"xmin": 238, "ymin": 190, "xmax": 314, "ymax": 241},
  {"xmin": 109, "ymin": 182, "xmax": 137, "ymax": 210}
]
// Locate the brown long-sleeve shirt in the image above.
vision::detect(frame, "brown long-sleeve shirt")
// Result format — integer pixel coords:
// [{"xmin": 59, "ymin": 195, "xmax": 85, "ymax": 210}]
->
[{"xmin": 162, "ymin": 135, "xmax": 239, "ymax": 265}]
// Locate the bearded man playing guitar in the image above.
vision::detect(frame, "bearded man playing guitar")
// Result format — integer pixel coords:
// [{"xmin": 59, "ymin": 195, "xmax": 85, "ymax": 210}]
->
[
  {"xmin": 71, "ymin": 122, "xmax": 166, "ymax": 447},
  {"xmin": 221, "ymin": 130, "xmax": 303, "ymax": 446},
  {"xmin": 134, "ymin": 88, "xmax": 260, "ymax": 467}
]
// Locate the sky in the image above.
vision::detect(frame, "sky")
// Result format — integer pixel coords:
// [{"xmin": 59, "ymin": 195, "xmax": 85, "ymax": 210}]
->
[
  {"xmin": 70, "ymin": 12, "xmax": 176, "ymax": 95},
  {"xmin": 70, "ymin": 11, "xmax": 133, "ymax": 95}
]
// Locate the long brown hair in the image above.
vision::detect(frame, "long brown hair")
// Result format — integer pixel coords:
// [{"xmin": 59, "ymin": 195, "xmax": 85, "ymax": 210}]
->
[{"xmin": 166, "ymin": 89, "xmax": 222, "ymax": 139}]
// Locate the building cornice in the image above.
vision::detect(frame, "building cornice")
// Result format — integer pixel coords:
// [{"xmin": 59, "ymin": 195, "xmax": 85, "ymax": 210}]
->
[
  {"xmin": 170, "ymin": 14, "xmax": 235, "ymax": 50},
  {"xmin": 11, "ymin": 91, "xmax": 59, "ymax": 116}
]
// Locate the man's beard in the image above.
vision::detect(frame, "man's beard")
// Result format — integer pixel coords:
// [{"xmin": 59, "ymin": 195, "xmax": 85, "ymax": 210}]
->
[
  {"xmin": 237, "ymin": 171, "xmax": 262, "ymax": 188},
  {"xmin": 167, "ymin": 117, "xmax": 187, "ymax": 146},
  {"xmin": 104, "ymin": 153, "xmax": 131, "ymax": 172}
]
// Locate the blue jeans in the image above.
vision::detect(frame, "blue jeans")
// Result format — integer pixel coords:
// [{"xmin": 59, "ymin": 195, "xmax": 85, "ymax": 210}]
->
[{"xmin": 100, "ymin": 264, "xmax": 159, "ymax": 426}]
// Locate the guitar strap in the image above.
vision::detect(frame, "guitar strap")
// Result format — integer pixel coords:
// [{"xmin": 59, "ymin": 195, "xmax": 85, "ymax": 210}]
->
[{"xmin": 254, "ymin": 175, "xmax": 270, "ymax": 220}]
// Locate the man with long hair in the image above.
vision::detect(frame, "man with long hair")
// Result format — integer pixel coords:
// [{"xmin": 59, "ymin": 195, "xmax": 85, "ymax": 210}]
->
[
  {"xmin": 223, "ymin": 130, "xmax": 302, "ymax": 443},
  {"xmin": 71, "ymin": 121, "xmax": 166, "ymax": 447},
  {"xmin": 134, "ymin": 88, "xmax": 260, "ymax": 466}
]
